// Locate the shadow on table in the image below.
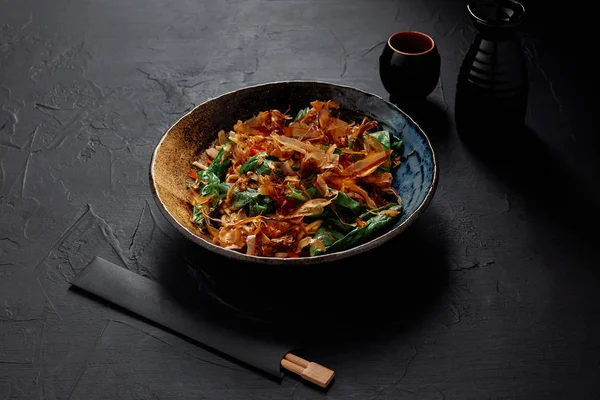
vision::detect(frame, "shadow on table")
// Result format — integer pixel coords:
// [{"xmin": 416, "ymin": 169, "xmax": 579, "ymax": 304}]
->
[
  {"xmin": 388, "ymin": 95, "xmax": 452, "ymax": 143},
  {"xmin": 154, "ymin": 211, "xmax": 450, "ymax": 350},
  {"xmin": 458, "ymin": 121, "xmax": 600, "ymax": 239}
]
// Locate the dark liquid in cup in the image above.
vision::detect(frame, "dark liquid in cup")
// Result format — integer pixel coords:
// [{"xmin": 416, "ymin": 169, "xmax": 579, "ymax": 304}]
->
[{"xmin": 388, "ymin": 31, "xmax": 434, "ymax": 54}]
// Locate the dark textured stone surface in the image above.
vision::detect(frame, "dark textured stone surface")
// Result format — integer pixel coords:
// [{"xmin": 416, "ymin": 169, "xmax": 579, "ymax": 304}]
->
[{"xmin": 1, "ymin": 0, "xmax": 599, "ymax": 398}]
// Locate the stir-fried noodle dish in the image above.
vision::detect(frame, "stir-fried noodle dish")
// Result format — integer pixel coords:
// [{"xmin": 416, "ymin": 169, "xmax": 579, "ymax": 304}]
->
[{"xmin": 186, "ymin": 100, "xmax": 406, "ymax": 258}]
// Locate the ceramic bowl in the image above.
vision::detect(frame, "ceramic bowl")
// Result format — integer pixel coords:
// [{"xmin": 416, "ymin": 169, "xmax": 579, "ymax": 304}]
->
[{"xmin": 149, "ymin": 81, "xmax": 438, "ymax": 265}]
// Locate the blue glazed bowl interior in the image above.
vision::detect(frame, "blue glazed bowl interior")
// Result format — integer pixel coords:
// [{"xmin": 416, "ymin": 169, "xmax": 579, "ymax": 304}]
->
[
  {"xmin": 150, "ymin": 81, "xmax": 438, "ymax": 265},
  {"xmin": 384, "ymin": 111, "xmax": 435, "ymax": 224}
]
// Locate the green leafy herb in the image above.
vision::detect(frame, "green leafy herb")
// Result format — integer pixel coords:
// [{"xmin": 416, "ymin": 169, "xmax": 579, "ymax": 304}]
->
[
  {"xmin": 248, "ymin": 198, "xmax": 275, "ymax": 217},
  {"xmin": 206, "ymin": 147, "xmax": 231, "ymax": 180},
  {"xmin": 327, "ymin": 204, "xmax": 403, "ymax": 253},
  {"xmin": 367, "ymin": 130, "xmax": 403, "ymax": 155},
  {"xmin": 232, "ymin": 188, "xmax": 275, "ymax": 217},
  {"xmin": 309, "ymin": 220, "xmax": 348, "ymax": 256},
  {"xmin": 192, "ymin": 205, "xmax": 204, "ymax": 226},
  {"xmin": 255, "ymin": 163, "xmax": 272, "ymax": 175},
  {"xmin": 368, "ymin": 130, "xmax": 391, "ymax": 149},
  {"xmin": 305, "ymin": 187, "xmax": 320, "ymax": 199},
  {"xmin": 195, "ymin": 170, "xmax": 219, "ymax": 193},
  {"xmin": 294, "ymin": 107, "xmax": 310, "ymax": 121},
  {"xmin": 310, "ymin": 204, "xmax": 402, "ymax": 255},
  {"xmin": 200, "ymin": 180, "xmax": 230, "ymax": 198},
  {"xmin": 391, "ymin": 136, "xmax": 403, "ymax": 153},
  {"xmin": 240, "ymin": 153, "xmax": 261, "ymax": 174},
  {"xmin": 367, "ymin": 130, "xmax": 404, "ymax": 171},
  {"xmin": 232, "ymin": 188, "xmax": 261, "ymax": 208},
  {"xmin": 240, "ymin": 152, "xmax": 277, "ymax": 175},
  {"xmin": 286, "ymin": 184, "xmax": 309, "ymax": 203},
  {"xmin": 192, "ymin": 181, "xmax": 231, "ymax": 230},
  {"xmin": 332, "ymin": 189, "xmax": 363, "ymax": 215},
  {"xmin": 191, "ymin": 156, "xmax": 232, "ymax": 229}
]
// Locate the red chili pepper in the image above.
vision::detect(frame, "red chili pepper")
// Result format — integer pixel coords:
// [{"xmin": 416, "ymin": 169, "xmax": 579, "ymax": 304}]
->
[
  {"xmin": 340, "ymin": 154, "xmax": 352, "ymax": 168},
  {"xmin": 188, "ymin": 170, "xmax": 198, "ymax": 179},
  {"xmin": 249, "ymin": 147, "xmax": 262, "ymax": 156}
]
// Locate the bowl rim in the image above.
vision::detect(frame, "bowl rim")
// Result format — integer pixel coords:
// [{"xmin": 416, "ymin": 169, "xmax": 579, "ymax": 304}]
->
[{"xmin": 149, "ymin": 80, "xmax": 439, "ymax": 266}]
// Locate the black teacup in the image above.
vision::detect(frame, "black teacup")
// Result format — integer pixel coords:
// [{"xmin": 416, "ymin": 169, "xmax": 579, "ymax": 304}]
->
[{"xmin": 379, "ymin": 31, "xmax": 441, "ymax": 100}]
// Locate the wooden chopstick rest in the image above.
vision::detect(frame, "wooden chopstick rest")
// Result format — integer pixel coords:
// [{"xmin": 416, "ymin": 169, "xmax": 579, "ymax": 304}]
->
[{"xmin": 280, "ymin": 353, "xmax": 335, "ymax": 388}]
